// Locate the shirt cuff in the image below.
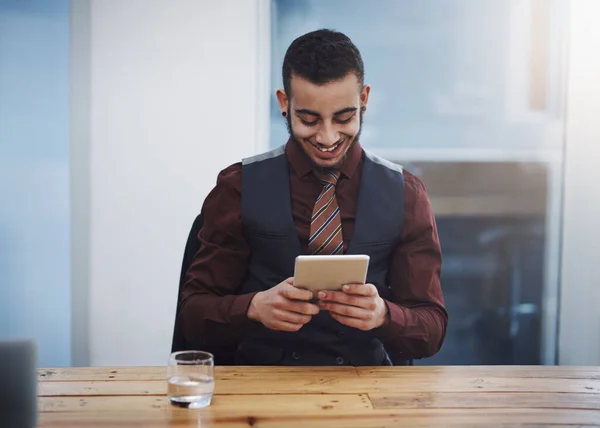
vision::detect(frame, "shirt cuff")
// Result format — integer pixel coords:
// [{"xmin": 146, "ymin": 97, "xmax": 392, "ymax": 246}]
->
[
  {"xmin": 230, "ymin": 291, "xmax": 262, "ymax": 332},
  {"xmin": 372, "ymin": 299, "xmax": 406, "ymax": 343}
]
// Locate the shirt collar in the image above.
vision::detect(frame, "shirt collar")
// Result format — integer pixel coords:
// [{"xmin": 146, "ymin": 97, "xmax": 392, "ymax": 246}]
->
[{"xmin": 286, "ymin": 138, "xmax": 363, "ymax": 180}]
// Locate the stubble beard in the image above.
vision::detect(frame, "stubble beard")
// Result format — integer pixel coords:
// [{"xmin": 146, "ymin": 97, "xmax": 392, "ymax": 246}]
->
[{"xmin": 285, "ymin": 109, "xmax": 364, "ymax": 171}]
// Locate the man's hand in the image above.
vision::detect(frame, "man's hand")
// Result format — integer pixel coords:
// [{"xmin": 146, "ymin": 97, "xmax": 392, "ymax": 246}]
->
[
  {"xmin": 317, "ymin": 283, "xmax": 389, "ymax": 331},
  {"xmin": 247, "ymin": 278, "xmax": 320, "ymax": 332}
]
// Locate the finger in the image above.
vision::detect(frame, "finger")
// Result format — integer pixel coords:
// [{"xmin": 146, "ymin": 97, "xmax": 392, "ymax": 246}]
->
[
  {"xmin": 273, "ymin": 309, "xmax": 312, "ymax": 325},
  {"xmin": 317, "ymin": 285, "xmax": 376, "ymax": 301},
  {"xmin": 329, "ymin": 313, "xmax": 371, "ymax": 331},
  {"xmin": 282, "ymin": 283, "xmax": 314, "ymax": 301},
  {"xmin": 317, "ymin": 290, "xmax": 345, "ymax": 302},
  {"xmin": 285, "ymin": 300, "xmax": 320, "ymax": 316},
  {"xmin": 319, "ymin": 301, "xmax": 373, "ymax": 320},
  {"xmin": 317, "ymin": 291, "xmax": 375, "ymax": 310},
  {"xmin": 270, "ymin": 321, "xmax": 303, "ymax": 332},
  {"xmin": 341, "ymin": 283, "xmax": 378, "ymax": 297}
]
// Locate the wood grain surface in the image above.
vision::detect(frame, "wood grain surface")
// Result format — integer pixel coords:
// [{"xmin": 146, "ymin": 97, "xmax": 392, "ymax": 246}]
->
[{"xmin": 37, "ymin": 365, "xmax": 600, "ymax": 427}]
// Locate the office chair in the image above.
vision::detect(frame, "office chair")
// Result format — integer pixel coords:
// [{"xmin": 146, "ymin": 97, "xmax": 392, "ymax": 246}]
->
[{"xmin": 171, "ymin": 214, "xmax": 236, "ymax": 365}]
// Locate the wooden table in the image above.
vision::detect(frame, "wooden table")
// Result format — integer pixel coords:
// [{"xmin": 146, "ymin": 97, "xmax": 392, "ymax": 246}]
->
[{"xmin": 38, "ymin": 366, "xmax": 600, "ymax": 427}]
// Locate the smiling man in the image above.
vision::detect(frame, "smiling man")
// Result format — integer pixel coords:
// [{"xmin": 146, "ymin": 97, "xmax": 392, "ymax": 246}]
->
[{"xmin": 179, "ymin": 29, "xmax": 447, "ymax": 366}]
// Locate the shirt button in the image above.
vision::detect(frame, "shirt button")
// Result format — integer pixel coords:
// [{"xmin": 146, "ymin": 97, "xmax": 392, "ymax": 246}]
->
[
  {"xmin": 336, "ymin": 330, "xmax": 345, "ymax": 337},
  {"xmin": 335, "ymin": 356, "xmax": 344, "ymax": 365},
  {"xmin": 292, "ymin": 351, "xmax": 300, "ymax": 360}
]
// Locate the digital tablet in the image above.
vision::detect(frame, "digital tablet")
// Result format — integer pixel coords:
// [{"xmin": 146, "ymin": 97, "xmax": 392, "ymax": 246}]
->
[{"xmin": 293, "ymin": 254, "xmax": 370, "ymax": 292}]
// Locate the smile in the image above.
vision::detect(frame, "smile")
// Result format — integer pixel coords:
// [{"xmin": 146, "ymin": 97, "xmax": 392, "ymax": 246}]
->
[{"xmin": 313, "ymin": 140, "xmax": 343, "ymax": 153}]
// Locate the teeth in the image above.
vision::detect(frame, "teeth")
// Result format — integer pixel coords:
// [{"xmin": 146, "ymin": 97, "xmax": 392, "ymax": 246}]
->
[{"xmin": 318, "ymin": 143, "xmax": 340, "ymax": 152}]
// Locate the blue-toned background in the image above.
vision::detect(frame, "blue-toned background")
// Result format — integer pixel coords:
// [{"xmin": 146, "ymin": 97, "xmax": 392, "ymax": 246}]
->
[
  {"xmin": 0, "ymin": 0, "xmax": 71, "ymax": 366},
  {"xmin": 269, "ymin": 0, "xmax": 566, "ymax": 365},
  {"xmin": 270, "ymin": 0, "xmax": 564, "ymax": 152}
]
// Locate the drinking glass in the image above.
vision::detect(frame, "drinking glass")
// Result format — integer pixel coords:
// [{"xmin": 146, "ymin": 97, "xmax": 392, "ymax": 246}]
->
[{"xmin": 167, "ymin": 351, "xmax": 214, "ymax": 408}]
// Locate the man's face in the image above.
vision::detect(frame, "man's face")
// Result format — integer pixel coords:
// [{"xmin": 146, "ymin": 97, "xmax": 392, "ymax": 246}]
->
[{"xmin": 277, "ymin": 73, "xmax": 370, "ymax": 169}]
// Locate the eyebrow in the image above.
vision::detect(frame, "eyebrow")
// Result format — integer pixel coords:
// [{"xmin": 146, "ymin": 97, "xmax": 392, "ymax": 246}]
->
[{"xmin": 294, "ymin": 107, "xmax": 357, "ymax": 117}]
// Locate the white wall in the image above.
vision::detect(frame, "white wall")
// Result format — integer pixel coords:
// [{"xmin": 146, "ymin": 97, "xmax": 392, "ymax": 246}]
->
[
  {"xmin": 79, "ymin": 0, "xmax": 265, "ymax": 366},
  {"xmin": 558, "ymin": 0, "xmax": 600, "ymax": 365}
]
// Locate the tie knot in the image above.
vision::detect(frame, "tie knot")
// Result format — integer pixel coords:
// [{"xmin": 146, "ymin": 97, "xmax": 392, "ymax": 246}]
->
[{"xmin": 317, "ymin": 170, "xmax": 340, "ymax": 187}]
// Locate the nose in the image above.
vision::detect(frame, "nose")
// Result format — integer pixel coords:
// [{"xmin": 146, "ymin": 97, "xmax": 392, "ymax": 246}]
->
[{"xmin": 314, "ymin": 122, "xmax": 340, "ymax": 147}]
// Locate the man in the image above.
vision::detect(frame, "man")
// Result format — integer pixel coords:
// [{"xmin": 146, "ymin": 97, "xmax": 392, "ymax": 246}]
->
[{"xmin": 180, "ymin": 29, "xmax": 447, "ymax": 366}]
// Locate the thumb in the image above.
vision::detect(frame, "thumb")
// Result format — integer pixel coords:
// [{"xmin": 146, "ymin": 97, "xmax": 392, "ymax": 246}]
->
[{"xmin": 282, "ymin": 280, "xmax": 313, "ymax": 301}]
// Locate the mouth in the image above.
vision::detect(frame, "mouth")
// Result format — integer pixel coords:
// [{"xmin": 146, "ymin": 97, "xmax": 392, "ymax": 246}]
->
[{"xmin": 309, "ymin": 140, "xmax": 345, "ymax": 159}]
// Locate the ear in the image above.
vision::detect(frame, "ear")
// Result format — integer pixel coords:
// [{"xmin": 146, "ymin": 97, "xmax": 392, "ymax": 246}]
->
[
  {"xmin": 360, "ymin": 84, "xmax": 371, "ymax": 110},
  {"xmin": 276, "ymin": 89, "xmax": 289, "ymax": 114}
]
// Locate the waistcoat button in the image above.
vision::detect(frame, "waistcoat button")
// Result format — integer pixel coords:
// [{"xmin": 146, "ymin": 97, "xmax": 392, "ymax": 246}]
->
[
  {"xmin": 335, "ymin": 356, "xmax": 344, "ymax": 365},
  {"xmin": 292, "ymin": 351, "xmax": 300, "ymax": 360}
]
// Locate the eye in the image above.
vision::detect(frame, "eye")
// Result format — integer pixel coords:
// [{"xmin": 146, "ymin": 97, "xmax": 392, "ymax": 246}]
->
[
  {"xmin": 300, "ymin": 119, "xmax": 318, "ymax": 127},
  {"xmin": 335, "ymin": 115, "xmax": 355, "ymax": 124}
]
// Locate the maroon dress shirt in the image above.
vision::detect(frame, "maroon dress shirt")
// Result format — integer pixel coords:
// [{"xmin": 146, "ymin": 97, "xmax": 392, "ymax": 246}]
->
[{"xmin": 180, "ymin": 140, "xmax": 447, "ymax": 358}]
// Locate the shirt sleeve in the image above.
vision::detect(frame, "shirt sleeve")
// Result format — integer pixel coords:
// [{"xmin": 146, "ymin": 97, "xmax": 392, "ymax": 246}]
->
[
  {"xmin": 179, "ymin": 163, "xmax": 259, "ymax": 347},
  {"xmin": 372, "ymin": 171, "xmax": 448, "ymax": 359}
]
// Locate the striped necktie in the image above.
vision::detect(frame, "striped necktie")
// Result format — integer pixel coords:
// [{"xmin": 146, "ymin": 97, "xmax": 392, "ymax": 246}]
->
[{"xmin": 308, "ymin": 170, "xmax": 344, "ymax": 255}]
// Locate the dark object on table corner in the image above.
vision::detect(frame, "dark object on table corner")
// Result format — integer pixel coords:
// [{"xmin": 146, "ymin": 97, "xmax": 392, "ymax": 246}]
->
[{"xmin": 0, "ymin": 340, "xmax": 38, "ymax": 428}]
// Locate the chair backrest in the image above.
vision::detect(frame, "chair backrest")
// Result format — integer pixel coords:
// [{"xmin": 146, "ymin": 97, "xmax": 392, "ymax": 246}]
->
[
  {"xmin": 171, "ymin": 214, "xmax": 236, "ymax": 365},
  {"xmin": 171, "ymin": 214, "xmax": 414, "ymax": 366},
  {"xmin": 170, "ymin": 214, "xmax": 204, "ymax": 354}
]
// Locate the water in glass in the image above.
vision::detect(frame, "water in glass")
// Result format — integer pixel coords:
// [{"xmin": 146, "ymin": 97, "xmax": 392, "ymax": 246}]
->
[
  {"xmin": 167, "ymin": 373, "xmax": 214, "ymax": 408},
  {"xmin": 167, "ymin": 350, "xmax": 214, "ymax": 409}
]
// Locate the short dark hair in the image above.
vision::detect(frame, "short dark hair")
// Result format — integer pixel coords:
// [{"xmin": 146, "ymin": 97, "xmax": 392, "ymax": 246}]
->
[{"xmin": 282, "ymin": 29, "xmax": 364, "ymax": 97}]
